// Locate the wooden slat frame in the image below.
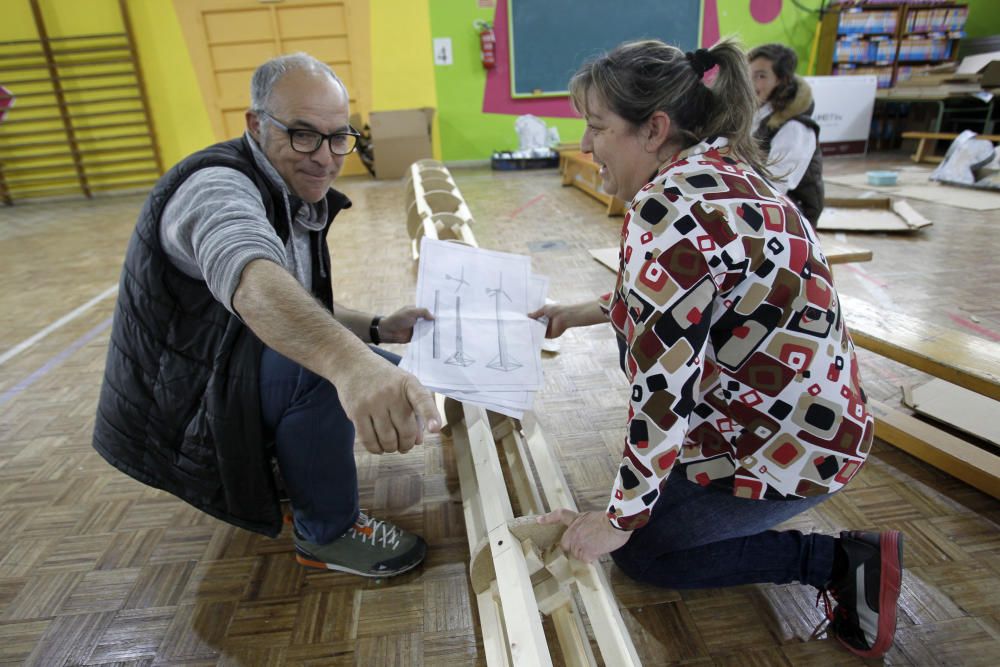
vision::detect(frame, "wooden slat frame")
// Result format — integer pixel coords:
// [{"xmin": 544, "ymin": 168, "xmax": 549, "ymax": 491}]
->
[
  {"xmin": 869, "ymin": 399, "xmax": 1000, "ymax": 498},
  {"xmin": 406, "ymin": 162, "xmax": 476, "ymax": 260},
  {"xmin": 417, "ymin": 166, "xmax": 641, "ymax": 664},
  {"xmin": 26, "ymin": 0, "xmax": 90, "ymax": 197},
  {"xmin": 0, "ymin": 1, "xmax": 161, "ymax": 204}
]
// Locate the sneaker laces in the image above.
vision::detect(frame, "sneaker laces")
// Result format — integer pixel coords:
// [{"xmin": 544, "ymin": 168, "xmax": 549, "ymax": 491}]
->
[
  {"xmin": 811, "ymin": 585, "xmax": 850, "ymax": 639},
  {"xmin": 349, "ymin": 512, "xmax": 402, "ymax": 550}
]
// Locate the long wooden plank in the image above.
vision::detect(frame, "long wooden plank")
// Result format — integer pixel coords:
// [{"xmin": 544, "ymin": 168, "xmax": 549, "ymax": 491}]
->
[
  {"xmin": 479, "ymin": 586, "xmax": 514, "ymax": 667},
  {"xmin": 442, "ymin": 397, "xmax": 487, "ymax": 551},
  {"xmin": 498, "ymin": 431, "xmax": 545, "ymax": 516},
  {"xmin": 839, "ymin": 294, "xmax": 1000, "ymax": 402},
  {"xmin": 518, "ymin": 413, "xmax": 642, "ymax": 666},
  {"xmin": 868, "ymin": 399, "xmax": 1000, "ymax": 499},
  {"xmin": 902, "ymin": 131, "xmax": 1000, "ymax": 141},
  {"xmin": 519, "ymin": 412, "xmax": 580, "ymax": 513},
  {"xmin": 551, "ymin": 603, "xmax": 598, "ymax": 667},
  {"xmin": 463, "ymin": 404, "xmax": 552, "ymax": 667},
  {"xmin": 442, "ymin": 396, "xmax": 514, "ymax": 665}
]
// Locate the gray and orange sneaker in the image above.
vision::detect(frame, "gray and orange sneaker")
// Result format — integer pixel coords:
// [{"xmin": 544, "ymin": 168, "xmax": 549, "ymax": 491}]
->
[
  {"xmin": 294, "ymin": 512, "xmax": 426, "ymax": 578},
  {"xmin": 818, "ymin": 530, "xmax": 904, "ymax": 658}
]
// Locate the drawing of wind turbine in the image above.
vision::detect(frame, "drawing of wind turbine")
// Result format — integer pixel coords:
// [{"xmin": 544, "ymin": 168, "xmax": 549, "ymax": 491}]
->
[
  {"xmin": 445, "ymin": 266, "xmax": 470, "ymax": 292},
  {"xmin": 486, "ymin": 273, "xmax": 521, "ymax": 372},
  {"xmin": 445, "ymin": 295, "xmax": 474, "ymax": 367},
  {"xmin": 432, "ymin": 289, "xmax": 441, "ymax": 359}
]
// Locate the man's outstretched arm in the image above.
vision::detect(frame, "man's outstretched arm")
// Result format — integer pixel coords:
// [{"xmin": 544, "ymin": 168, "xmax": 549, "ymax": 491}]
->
[{"xmin": 232, "ymin": 258, "xmax": 441, "ymax": 454}]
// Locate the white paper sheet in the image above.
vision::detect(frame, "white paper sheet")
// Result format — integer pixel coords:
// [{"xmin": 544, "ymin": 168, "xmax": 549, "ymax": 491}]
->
[{"xmin": 401, "ymin": 239, "xmax": 548, "ymax": 417}]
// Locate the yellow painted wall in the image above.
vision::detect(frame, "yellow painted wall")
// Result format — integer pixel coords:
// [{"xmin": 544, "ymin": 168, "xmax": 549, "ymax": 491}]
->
[
  {"xmin": 369, "ymin": 0, "xmax": 440, "ymax": 158},
  {"xmin": 2, "ymin": 0, "xmax": 213, "ymax": 170},
  {"xmin": 125, "ymin": 1, "xmax": 215, "ymax": 168},
  {"xmin": 370, "ymin": 0, "xmax": 436, "ymax": 110}
]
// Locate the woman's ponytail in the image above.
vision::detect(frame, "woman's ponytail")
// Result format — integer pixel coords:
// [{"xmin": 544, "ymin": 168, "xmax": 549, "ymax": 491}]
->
[{"xmin": 701, "ymin": 39, "xmax": 768, "ymax": 176}]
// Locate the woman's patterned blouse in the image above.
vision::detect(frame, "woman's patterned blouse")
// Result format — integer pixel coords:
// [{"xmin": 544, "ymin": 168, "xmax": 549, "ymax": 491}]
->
[{"xmin": 604, "ymin": 137, "xmax": 874, "ymax": 531}]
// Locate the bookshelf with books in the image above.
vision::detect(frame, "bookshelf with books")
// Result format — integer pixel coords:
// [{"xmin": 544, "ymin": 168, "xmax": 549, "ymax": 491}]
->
[{"xmin": 816, "ymin": 2, "xmax": 967, "ymax": 89}]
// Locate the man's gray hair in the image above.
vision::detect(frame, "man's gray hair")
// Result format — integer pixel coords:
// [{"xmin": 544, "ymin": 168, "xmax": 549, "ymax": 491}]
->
[{"xmin": 249, "ymin": 52, "xmax": 345, "ymax": 113}]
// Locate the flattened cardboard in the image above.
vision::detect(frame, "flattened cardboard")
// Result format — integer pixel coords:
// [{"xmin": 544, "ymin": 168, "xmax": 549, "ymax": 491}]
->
[
  {"xmin": 816, "ymin": 197, "xmax": 932, "ymax": 232},
  {"xmin": 903, "ymin": 378, "xmax": 1000, "ymax": 447},
  {"xmin": 589, "ymin": 247, "xmax": 618, "ymax": 272}
]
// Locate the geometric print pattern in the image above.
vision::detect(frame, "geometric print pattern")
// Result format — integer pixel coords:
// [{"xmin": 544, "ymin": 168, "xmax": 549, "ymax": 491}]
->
[{"xmin": 603, "ymin": 137, "xmax": 874, "ymax": 531}]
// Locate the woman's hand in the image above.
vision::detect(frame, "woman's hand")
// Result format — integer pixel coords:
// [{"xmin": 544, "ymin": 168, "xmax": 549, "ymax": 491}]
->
[
  {"xmin": 378, "ymin": 306, "xmax": 433, "ymax": 344},
  {"xmin": 528, "ymin": 300, "xmax": 607, "ymax": 339},
  {"xmin": 537, "ymin": 508, "xmax": 632, "ymax": 563}
]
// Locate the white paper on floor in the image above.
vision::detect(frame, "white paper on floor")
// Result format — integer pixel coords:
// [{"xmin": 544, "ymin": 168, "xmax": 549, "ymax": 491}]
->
[{"xmin": 400, "ymin": 238, "xmax": 548, "ymax": 417}]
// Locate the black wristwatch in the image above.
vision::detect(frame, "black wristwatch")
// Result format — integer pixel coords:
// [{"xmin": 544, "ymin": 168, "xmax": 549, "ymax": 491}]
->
[{"xmin": 369, "ymin": 315, "xmax": 383, "ymax": 345}]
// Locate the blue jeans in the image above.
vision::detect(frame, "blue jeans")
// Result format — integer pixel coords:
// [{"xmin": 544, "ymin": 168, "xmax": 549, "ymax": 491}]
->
[
  {"xmin": 259, "ymin": 345, "xmax": 400, "ymax": 545},
  {"xmin": 611, "ymin": 470, "xmax": 837, "ymax": 590}
]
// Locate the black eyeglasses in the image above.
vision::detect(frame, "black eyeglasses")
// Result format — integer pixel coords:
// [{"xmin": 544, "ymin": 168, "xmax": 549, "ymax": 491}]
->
[{"xmin": 259, "ymin": 111, "xmax": 360, "ymax": 156}]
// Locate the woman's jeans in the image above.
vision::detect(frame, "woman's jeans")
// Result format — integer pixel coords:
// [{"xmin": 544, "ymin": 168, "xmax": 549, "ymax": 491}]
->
[
  {"xmin": 611, "ymin": 469, "xmax": 837, "ymax": 590},
  {"xmin": 259, "ymin": 345, "xmax": 400, "ymax": 545}
]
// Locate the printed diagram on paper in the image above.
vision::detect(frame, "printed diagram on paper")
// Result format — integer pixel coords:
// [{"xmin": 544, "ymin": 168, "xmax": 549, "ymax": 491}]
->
[{"xmin": 401, "ymin": 238, "xmax": 548, "ymax": 416}]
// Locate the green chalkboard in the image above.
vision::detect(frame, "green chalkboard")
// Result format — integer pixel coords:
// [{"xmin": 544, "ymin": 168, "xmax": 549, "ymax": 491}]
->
[{"xmin": 508, "ymin": 0, "xmax": 703, "ymax": 98}]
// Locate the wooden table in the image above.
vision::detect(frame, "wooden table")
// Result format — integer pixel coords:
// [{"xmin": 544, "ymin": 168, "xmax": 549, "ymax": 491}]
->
[
  {"xmin": 560, "ymin": 150, "xmax": 626, "ymax": 216},
  {"xmin": 838, "ymin": 293, "xmax": 1000, "ymax": 499}
]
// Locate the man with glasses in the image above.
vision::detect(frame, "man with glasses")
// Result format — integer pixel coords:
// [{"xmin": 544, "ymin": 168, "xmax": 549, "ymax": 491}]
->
[{"xmin": 93, "ymin": 53, "xmax": 439, "ymax": 578}]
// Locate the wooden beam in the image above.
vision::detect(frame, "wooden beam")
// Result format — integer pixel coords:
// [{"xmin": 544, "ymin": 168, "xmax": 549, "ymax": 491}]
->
[
  {"xmin": 516, "ymin": 414, "xmax": 641, "ymax": 666},
  {"xmin": 462, "ymin": 404, "xmax": 552, "ymax": 666},
  {"xmin": 28, "ymin": 0, "xmax": 90, "ymax": 198},
  {"xmin": 551, "ymin": 605, "xmax": 598, "ymax": 667},
  {"xmin": 869, "ymin": 399, "xmax": 1000, "ymax": 499},
  {"xmin": 840, "ymin": 294, "xmax": 1000, "ymax": 402}
]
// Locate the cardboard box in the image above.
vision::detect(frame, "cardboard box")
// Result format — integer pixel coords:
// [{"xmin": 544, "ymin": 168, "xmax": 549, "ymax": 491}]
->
[
  {"xmin": 956, "ymin": 50, "xmax": 1000, "ymax": 88},
  {"xmin": 981, "ymin": 61, "xmax": 1000, "ymax": 89},
  {"xmin": 368, "ymin": 108, "xmax": 435, "ymax": 179}
]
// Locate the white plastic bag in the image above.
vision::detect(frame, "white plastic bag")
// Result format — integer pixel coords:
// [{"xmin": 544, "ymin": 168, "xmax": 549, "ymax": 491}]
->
[{"xmin": 930, "ymin": 130, "xmax": 997, "ymax": 186}]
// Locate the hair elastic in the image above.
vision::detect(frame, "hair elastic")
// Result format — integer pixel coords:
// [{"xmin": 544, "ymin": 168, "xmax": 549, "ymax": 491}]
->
[{"xmin": 685, "ymin": 48, "xmax": 716, "ymax": 77}]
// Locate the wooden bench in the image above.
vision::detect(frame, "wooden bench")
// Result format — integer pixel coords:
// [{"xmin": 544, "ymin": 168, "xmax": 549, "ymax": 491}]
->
[
  {"xmin": 560, "ymin": 150, "xmax": 626, "ymax": 216},
  {"xmin": 442, "ymin": 400, "xmax": 641, "ymax": 667},
  {"xmin": 404, "ymin": 160, "xmax": 641, "ymax": 666},
  {"xmin": 405, "ymin": 162, "xmax": 477, "ymax": 260},
  {"xmin": 902, "ymin": 131, "xmax": 1000, "ymax": 164},
  {"xmin": 839, "ymin": 293, "xmax": 1000, "ymax": 498}
]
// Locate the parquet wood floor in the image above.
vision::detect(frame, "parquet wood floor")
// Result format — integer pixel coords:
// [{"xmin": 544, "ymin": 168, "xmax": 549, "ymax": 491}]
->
[{"xmin": 1, "ymin": 154, "xmax": 998, "ymax": 666}]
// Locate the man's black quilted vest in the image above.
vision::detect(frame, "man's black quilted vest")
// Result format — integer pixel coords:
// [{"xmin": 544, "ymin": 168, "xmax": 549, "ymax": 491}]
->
[
  {"xmin": 92, "ymin": 136, "xmax": 350, "ymax": 537},
  {"xmin": 755, "ymin": 109, "xmax": 825, "ymax": 227}
]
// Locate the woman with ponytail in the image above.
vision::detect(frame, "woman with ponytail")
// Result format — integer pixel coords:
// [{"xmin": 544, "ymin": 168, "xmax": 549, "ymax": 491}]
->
[{"xmin": 530, "ymin": 39, "xmax": 900, "ymax": 658}]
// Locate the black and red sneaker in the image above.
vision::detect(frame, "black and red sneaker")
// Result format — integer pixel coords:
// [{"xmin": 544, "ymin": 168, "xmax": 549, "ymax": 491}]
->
[{"xmin": 817, "ymin": 530, "xmax": 903, "ymax": 658}]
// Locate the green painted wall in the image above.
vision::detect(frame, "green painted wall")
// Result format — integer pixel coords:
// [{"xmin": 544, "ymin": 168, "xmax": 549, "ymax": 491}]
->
[
  {"xmin": 964, "ymin": 0, "xmax": 1000, "ymax": 40},
  {"xmin": 426, "ymin": 1, "xmax": 836, "ymax": 162},
  {"xmin": 717, "ymin": 1, "xmax": 820, "ymax": 74},
  {"xmin": 427, "ymin": 1, "xmax": 586, "ymax": 161}
]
